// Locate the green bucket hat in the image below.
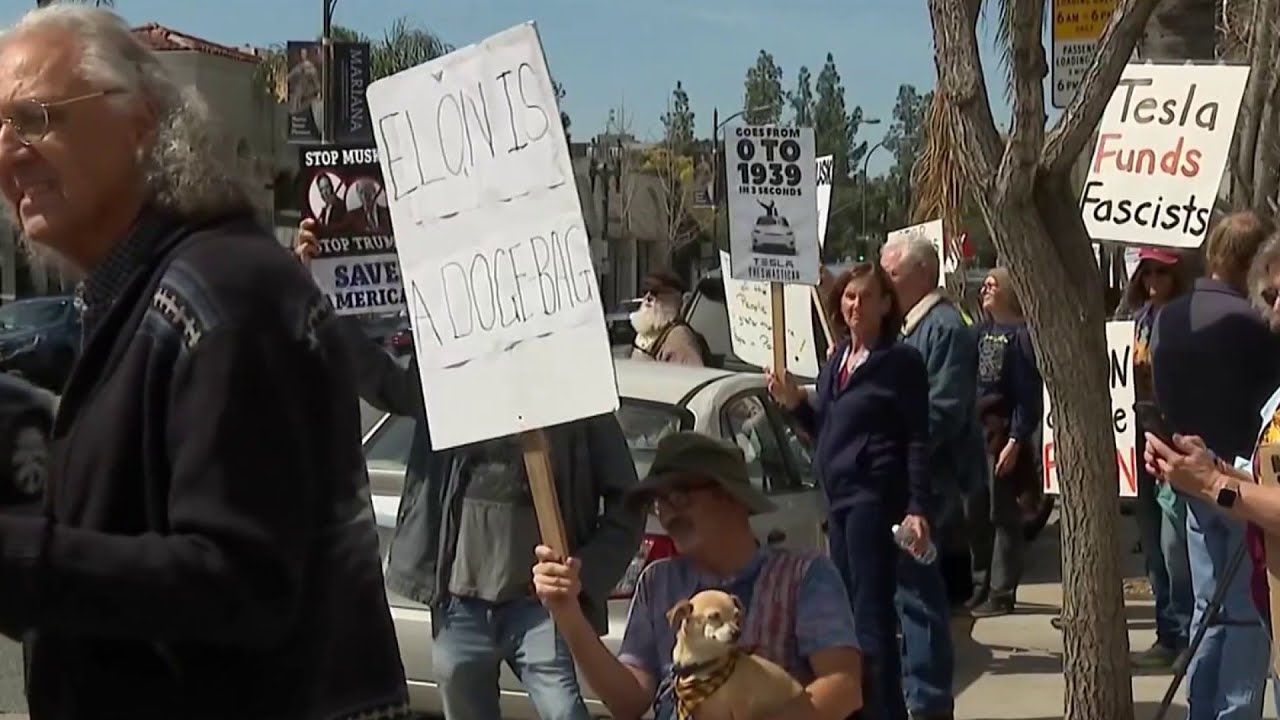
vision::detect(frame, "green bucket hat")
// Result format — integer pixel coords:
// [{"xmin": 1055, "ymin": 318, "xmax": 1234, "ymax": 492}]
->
[{"xmin": 628, "ymin": 431, "xmax": 776, "ymax": 515}]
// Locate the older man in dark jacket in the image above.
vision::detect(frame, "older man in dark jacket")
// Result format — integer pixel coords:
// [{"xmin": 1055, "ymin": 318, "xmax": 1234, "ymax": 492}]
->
[
  {"xmin": 296, "ymin": 214, "xmax": 644, "ymax": 720},
  {"xmin": 0, "ymin": 8, "xmax": 407, "ymax": 720}
]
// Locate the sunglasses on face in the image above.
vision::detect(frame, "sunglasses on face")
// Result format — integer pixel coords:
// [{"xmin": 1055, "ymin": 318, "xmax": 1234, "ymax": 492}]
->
[
  {"xmin": 1143, "ymin": 265, "xmax": 1172, "ymax": 277},
  {"xmin": 648, "ymin": 480, "xmax": 718, "ymax": 516}
]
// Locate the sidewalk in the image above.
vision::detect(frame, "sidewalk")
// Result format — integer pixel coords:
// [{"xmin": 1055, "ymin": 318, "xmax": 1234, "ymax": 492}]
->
[{"xmin": 953, "ymin": 515, "xmax": 1277, "ymax": 719}]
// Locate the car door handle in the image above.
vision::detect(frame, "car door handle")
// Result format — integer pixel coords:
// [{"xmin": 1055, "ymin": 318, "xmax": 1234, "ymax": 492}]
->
[{"xmin": 766, "ymin": 529, "xmax": 787, "ymax": 545}]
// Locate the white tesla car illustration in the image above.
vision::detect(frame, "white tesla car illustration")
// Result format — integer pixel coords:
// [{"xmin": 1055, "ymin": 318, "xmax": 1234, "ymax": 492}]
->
[{"xmin": 750, "ymin": 200, "xmax": 797, "ymax": 256}]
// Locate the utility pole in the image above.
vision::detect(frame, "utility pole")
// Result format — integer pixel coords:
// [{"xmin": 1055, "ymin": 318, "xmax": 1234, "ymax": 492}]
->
[{"xmin": 320, "ymin": 0, "xmax": 334, "ymax": 143}]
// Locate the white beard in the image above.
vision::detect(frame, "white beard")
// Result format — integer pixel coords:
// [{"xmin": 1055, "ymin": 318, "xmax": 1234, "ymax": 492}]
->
[{"xmin": 631, "ymin": 302, "xmax": 678, "ymax": 349}]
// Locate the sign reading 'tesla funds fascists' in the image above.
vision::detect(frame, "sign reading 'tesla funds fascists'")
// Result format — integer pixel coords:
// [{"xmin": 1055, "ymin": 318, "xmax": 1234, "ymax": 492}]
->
[
  {"xmin": 726, "ymin": 125, "xmax": 819, "ymax": 285},
  {"xmin": 298, "ymin": 144, "xmax": 403, "ymax": 315},
  {"xmin": 1042, "ymin": 321, "xmax": 1137, "ymax": 498},
  {"xmin": 1080, "ymin": 64, "xmax": 1250, "ymax": 249},
  {"xmin": 365, "ymin": 23, "xmax": 617, "ymax": 450}
]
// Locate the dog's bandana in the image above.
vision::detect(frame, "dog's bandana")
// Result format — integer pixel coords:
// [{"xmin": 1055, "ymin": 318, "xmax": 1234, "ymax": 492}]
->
[{"xmin": 673, "ymin": 648, "xmax": 744, "ymax": 720}]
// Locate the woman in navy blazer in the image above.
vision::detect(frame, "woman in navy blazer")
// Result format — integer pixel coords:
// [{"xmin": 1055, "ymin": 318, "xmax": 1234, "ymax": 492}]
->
[{"xmin": 769, "ymin": 261, "xmax": 931, "ymax": 720}]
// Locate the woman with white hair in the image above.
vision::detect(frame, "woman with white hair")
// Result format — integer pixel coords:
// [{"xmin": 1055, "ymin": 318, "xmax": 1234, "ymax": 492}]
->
[{"xmin": 0, "ymin": 7, "xmax": 409, "ymax": 718}]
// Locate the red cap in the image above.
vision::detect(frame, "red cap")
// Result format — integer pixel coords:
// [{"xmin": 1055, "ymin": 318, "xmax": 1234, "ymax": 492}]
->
[{"xmin": 1138, "ymin": 247, "xmax": 1180, "ymax": 265}]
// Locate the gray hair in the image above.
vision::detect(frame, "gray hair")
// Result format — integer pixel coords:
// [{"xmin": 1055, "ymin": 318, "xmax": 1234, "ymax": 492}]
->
[
  {"xmin": 882, "ymin": 231, "xmax": 941, "ymax": 286},
  {"xmin": 2, "ymin": 6, "xmax": 251, "ymax": 220},
  {"xmin": 1248, "ymin": 232, "xmax": 1280, "ymax": 329}
]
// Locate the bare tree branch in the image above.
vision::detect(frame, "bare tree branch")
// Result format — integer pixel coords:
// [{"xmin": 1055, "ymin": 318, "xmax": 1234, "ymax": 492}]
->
[
  {"xmin": 926, "ymin": 0, "xmax": 1004, "ymax": 185},
  {"xmin": 996, "ymin": 0, "xmax": 1048, "ymax": 199},
  {"xmin": 1041, "ymin": 0, "xmax": 1162, "ymax": 178},
  {"xmin": 1230, "ymin": 0, "xmax": 1276, "ymax": 206}
]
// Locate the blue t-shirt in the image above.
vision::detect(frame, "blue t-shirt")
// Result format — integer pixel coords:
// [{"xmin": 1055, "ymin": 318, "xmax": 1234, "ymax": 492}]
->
[{"xmin": 616, "ymin": 547, "xmax": 859, "ymax": 720}]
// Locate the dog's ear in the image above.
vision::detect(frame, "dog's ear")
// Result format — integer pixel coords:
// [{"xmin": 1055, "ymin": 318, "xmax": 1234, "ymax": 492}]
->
[
  {"xmin": 731, "ymin": 595, "xmax": 744, "ymax": 619},
  {"xmin": 666, "ymin": 599, "xmax": 693, "ymax": 628}
]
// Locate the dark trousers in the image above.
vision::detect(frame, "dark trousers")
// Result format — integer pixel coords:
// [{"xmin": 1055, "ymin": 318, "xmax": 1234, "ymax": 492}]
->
[
  {"xmin": 968, "ymin": 447, "xmax": 1030, "ymax": 602},
  {"xmin": 828, "ymin": 502, "xmax": 907, "ymax": 720}
]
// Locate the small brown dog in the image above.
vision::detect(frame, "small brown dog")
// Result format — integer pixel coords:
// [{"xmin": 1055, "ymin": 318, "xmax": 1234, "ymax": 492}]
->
[{"xmin": 667, "ymin": 589, "xmax": 803, "ymax": 720}]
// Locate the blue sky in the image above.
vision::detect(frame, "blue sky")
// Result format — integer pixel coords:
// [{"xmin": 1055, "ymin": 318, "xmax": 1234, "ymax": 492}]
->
[{"xmin": 3, "ymin": 0, "xmax": 1013, "ymax": 174}]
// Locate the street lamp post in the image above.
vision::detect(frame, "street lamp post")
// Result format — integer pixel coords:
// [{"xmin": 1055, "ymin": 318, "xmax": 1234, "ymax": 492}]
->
[
  {"xmin": 858, "ymin": 121, "xmax": 889, "ymax": 245},
  {"xmin": 320, "ymin": 0, "xmax": 337, "ymax": 143}
]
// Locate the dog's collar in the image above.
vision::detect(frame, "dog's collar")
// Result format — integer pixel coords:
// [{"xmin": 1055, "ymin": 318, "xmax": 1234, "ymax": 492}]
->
[{"xmin": 672, "ymin": 657, "xmax": 723, "ymax": 678}]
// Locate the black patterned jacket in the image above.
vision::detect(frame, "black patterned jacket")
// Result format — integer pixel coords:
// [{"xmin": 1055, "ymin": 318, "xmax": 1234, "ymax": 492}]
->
[{"xmin": 4, "ymin": 209, "xmax": 409, "ymax": 720}]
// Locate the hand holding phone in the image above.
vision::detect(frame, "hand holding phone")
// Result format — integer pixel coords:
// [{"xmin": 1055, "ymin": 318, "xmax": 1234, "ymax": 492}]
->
[{"xmin": 1134, "ymin": 401, "xmax": 1176, "ymax": 446}]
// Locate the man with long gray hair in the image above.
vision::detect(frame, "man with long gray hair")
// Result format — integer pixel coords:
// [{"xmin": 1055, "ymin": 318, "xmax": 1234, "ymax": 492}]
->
[{"xmin": 0, "ymin": 7, "xmax": 408, "ymax": 719}]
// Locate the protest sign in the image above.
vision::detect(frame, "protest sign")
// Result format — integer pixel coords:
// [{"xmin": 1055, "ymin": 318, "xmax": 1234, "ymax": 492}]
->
[
  {"xmin": 365, "ymin": 23, "xmax": 617, "ymax": 459},
  {"xmin": 816, "ymin": 155, "xmax": 833, "ymax": 246},
  {"xmin": 726, "ymin": 125, "xmax": 819, "ymax": 285},
  {"xmin": 298, "ymin": 145, "xmax": 403, "ymax": 315},
  {"xmin": 1051, "ymin": 0, "xmax": 1116, "ymax": 109},
  {"xmin": 1080, "ymin": 64, "xmax": 1250, "ymax": 249},
  {"xmin": 1042, "ymin": 321, "xmax": 1138, "ymax": 497},
  {"xmin": 720, "ymin": 251, "xmax": 820, "ymax": 378},
  {"xmin": 888, "ymin": 219, "xmax": 947, "ymax": 288}
]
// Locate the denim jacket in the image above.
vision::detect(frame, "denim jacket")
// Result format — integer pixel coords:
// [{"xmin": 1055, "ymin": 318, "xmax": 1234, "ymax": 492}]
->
[{"xmin": 336, "ymin": 321, "xmax": 644, "ymax": 633}]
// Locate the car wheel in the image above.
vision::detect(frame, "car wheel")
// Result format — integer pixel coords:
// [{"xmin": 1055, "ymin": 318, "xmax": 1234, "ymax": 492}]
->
[{"xmin": 9, "ymin": 419, "xmax": 48, "ymax": 500}]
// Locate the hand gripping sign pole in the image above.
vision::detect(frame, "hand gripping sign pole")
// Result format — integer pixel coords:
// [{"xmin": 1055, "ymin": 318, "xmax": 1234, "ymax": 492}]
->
[{"xmin": 521, "ymin": 429, "xmax": 569, "ymax": 557}]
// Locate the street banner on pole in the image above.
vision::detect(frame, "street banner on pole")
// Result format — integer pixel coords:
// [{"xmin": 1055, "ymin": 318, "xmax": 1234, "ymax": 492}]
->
[
  {"xmin": 1042, "ymin": 321, "xmax": 1138, "ymax": 498},
  {"xmin": 1050, "ymin": 0, "xmax": 1117, "ymax": 109},
  {"xmin": 298, "ymin": 145, "xmax": 402, "ymax": 315},
  {"xmin": 366, "ymin": 23, "xmax": 614, "ymax": 553},
  {"xmin": 286, "ymin": 41, "xmax": 324, "ymax": 143},
  {"xmin": 331, "ymin": 42, "xmax": 373, "ymax": 144},
  {"xmin": 1080, "ymin": 63, "xmax": 1250, "ymax": 249}
]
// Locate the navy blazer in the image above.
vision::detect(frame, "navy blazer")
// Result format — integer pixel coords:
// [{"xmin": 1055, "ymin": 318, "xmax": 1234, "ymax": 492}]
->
[{"xmin": 794, "ymin": 335, "xmax": 931, "ymax": 518}]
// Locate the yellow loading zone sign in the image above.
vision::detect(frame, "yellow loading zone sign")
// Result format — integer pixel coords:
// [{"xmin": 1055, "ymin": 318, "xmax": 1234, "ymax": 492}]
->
[{"xmin": 1051, "ymin": 0, "xmax": 1117, "ymax": 109}]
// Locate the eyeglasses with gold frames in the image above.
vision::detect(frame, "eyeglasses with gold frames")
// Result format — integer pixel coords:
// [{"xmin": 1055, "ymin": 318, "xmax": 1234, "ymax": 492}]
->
[{"xmin": 0, "ymin": 89, "xmax": 123, "ymax": 146}]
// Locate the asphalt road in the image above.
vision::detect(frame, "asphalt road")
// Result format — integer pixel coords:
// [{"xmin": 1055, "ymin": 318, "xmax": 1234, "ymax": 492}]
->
[{"xmin": 0, "ymin": 400, "xmax": 390, "ymax": 713}]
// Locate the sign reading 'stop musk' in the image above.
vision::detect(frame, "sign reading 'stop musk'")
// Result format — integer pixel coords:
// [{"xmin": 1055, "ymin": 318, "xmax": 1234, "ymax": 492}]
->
[
  {"xmin": 365, "ymin": 22, "xmax": 618, "ymax": 450},
  {"xmin": 726, "ymin": 125, "xmax": 819, "ymax": 285},
  {"xmin": 298, "ymin": 145, "xmax": 402, "ymax": 315},
  {"xmin": 1081, "ymin": 64, "xmax": 1249, "ymax": 249}
]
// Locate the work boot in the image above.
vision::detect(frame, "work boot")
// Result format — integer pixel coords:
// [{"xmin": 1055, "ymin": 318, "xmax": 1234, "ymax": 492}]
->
[
  {"xmin": 963, "ymin": 588, "xmax": 988, "ymax": 610},
  {"xmin": 970, "ymin": 596, "xmax": 1015, "ymax": 618},
  {"xmin": 1131, "ymin": 642, "xmax": 1179, "ymax": 669}
]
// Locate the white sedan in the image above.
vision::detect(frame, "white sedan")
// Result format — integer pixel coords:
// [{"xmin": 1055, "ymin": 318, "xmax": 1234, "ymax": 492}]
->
[{"xmin": 361, "ymin": 359, "xmax": 827, "ymax": 718}]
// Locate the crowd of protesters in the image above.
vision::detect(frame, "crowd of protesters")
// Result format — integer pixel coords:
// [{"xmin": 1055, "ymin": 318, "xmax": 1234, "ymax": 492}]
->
[{"xmin": 15, "ymin": 6, "xmax": 1280, "ymax": 720}]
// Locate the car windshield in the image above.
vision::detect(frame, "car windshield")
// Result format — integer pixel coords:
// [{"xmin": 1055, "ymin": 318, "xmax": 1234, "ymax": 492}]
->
[
  {"xmin": 0, "ymin": 299, "xmax": 67, "ymax": 331},
  {"xmin": 363, "ymin": 399, "xmax": 690, "ymax": 480},
  {"xmin": 757, "ymin": 217, "xmax": 777, "ymax": 226}
]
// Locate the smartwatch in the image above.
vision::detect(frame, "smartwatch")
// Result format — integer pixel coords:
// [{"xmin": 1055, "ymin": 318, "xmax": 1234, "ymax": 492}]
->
[{"xmin": 1216, "ymin": 483, "xmax": 1239, "ymax": 509}]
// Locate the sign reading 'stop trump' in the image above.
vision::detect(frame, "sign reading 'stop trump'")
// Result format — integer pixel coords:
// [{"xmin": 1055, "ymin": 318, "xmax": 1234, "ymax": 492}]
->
[{"xmin": 365, "ymin": 22, "xmax": 617, "ymax": 450}]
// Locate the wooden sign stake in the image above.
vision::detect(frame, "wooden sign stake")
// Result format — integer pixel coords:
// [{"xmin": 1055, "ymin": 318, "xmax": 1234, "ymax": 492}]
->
[
  {"xmin": 811, "ymin": 285, "xmax": 834, "ymax": 348},
  {"xmin": 770, "ymin": 282, "xmax": 787, "ymax": 376},
  {"xmin": 520, "ymin": 428, "xmax": 569, "ymax": 558}
]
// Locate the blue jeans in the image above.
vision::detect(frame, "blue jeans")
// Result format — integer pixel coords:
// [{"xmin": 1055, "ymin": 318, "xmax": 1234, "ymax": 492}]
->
[
  {"xmin": 827, "ymin": 502, "xmax": 907, "ymax": 720},
  {"xmin": 431, "ymin": 595, "xmax": 590, "ymax": 720},
  {"xmin": 896, "ymin": 550, "xmax": 956, "ymax": 716},
  {"xmin": 1136, "ymin": 471, "xmax": 1193, "ymax": 649},
  {"xmin": 1184, "ymin": 497, "xmax": 1269, "ymax": 720}
]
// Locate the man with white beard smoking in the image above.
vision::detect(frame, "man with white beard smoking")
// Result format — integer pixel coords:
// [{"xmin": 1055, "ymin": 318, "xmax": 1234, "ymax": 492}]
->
[{"xmin": 630, "ymin": 271, "xmax": 707, "ymax": 366}]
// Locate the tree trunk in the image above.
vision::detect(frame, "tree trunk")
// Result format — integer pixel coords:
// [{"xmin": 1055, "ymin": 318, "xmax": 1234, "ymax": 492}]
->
[{"xmin": 1138, "ymin": 0, "xmax": 1217, "ymax": 59}]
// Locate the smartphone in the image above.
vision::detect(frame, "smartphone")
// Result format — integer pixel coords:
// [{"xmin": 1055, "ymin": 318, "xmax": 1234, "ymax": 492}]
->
[{"xmin": 1134, "ymin": 401, "xmax": 1176, "ymax": 445}]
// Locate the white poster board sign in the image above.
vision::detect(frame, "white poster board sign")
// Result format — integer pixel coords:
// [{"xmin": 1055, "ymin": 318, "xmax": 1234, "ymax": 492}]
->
[
  {"xmin": 720, "ymin": 250, "xmax": 819, "ymax": 378},
  {"xmin": 1042, "ymin": 321, "xmax": 1137, "ymax": 497},
  {"xmin": 726, "ymin": 126, "xmax": 819, "ymax": 284},
  {"xmin": 366, "ymin": 23, "xmax": 618, "ymax": 449},
  {"xmin": 887, "ymin": 219, "xmax": 946, "ymax": 289},
  {"xmin": 1080, "ymin": 63, "xmax": 1250, "ymax": 249},
  {"xmin": 816, "ymin": 155, "xmax": 833, "ymax": 247}
]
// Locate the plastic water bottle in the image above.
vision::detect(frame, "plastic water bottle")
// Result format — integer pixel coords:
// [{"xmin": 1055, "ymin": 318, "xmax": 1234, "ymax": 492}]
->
[{"xmin": 891, "ymin": 523, "xmax": 938, "ymax": 565}]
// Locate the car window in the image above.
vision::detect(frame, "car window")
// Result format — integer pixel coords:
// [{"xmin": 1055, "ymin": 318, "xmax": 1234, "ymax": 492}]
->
[
  {"xmin": 361, "ymin": 400, "xmax": 690, "ymax": 481},
  {"xmin": 772, "ymin": 403, "xmax": 817, "ymax": 490},
  {"xmin": 0, "ymin": 299, "xmax": 68, "ymax": 329},
  {"xmin": 721, "ymin": 393, "xmax": 799, "ymax": 494}
]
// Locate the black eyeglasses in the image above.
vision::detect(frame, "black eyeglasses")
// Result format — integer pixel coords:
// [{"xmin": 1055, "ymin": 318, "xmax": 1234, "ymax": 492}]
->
[{"xmin": 0, "ymin": 90, "xmax": 122, "ymax": 146}]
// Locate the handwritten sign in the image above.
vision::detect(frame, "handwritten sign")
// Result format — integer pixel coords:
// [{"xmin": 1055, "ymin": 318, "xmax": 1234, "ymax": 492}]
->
[
  {"xmin": 720, "ymin": 251, "xmax": 819, "ymax": 378},
  {"xmin": 299, "ymin": 145, "xmax": 403, "ymax": 315},
  {"xmin": 1042, "ymin": 321, "xmax": 1137, "ymax": 497},
  {"xmin": 887, "ymin": 219, "xmax": 948, "ymax": 288},
  {"xmin": 1051, "ymin": 0, "xmax": 1117, "ymax": 109},
  {"xmin": 1081, "ymin": 64, "xmax": 1249, "ymax": 249},
  {"xmin": 726, "ymin": 125, "xmax": 819, "ymax": 284},
  {"xmin": 366, "ymin": 22, "xmax": 618, "ymax": 449}
]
